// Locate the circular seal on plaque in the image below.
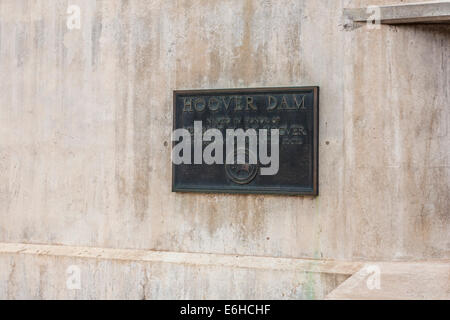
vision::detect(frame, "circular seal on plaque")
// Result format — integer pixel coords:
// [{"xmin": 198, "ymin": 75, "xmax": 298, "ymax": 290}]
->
[{"xmin": 225, "ymin": 148, "xmax": 258, "ymax": 185}]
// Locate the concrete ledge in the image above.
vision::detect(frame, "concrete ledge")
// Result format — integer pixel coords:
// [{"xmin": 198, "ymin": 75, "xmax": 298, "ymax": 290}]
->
[
  {"xmin": 326, "ymin": 261, "xmax": 450, "ymax": 300},
  {"xmin": 1, "ymin": 243, "xmax": 449, "ymax": 299},
  {"xmin": 0, "ymin": 242, "xmax": 362, "ymax": 275},
  {"xmin": 344, "ymin": 1, "xmax": 450, "ymax": 24},
  {"xmin": 0, "ymin": 243, "xmax": 353, "ymax": 299}
]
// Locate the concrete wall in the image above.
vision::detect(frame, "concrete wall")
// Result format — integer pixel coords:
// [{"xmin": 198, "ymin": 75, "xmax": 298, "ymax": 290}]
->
[{"xmin": 0, "ymin": 0, "xmax": 449, "ymax": 299}]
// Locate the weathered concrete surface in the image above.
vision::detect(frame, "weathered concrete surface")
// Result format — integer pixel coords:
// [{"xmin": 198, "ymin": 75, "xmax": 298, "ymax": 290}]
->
[
  {"xmin": 345, "ymin": 1, "xmax": 450, "ymax": 24},
  {"xmin": 327, "ymin": 260, "xmax": 450, "ymax": 300},
  {"xmin": 1, "ymin": 243, "xmax": 447, "ymax": 299},
  {"xmin": 0, "ymin": 243, "xmax": 351, "ymax": 299},
  {"xmin": 0, "ymin": 0, "xmax": 449, "ymax": 299}
]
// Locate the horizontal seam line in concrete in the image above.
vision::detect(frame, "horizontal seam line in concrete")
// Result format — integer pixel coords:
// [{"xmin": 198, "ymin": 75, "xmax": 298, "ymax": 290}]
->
[
  {"xmin": 0, "ymin": 242, "xmax": 363, "ymax": 275},
  {"xmin": 1, "ymin": 243, "xmax": 449, "ymax": 275}
]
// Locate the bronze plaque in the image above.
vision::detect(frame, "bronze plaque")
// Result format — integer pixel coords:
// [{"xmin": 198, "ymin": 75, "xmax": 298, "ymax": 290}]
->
[{"xmin": 172, "ymin": 87, "xmax": 319, "ymax": 196}]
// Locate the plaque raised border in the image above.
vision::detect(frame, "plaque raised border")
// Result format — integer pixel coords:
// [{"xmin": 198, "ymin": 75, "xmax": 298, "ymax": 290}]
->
[{"xmin": 172, "ymin": 87, "xmax": 319, "ymax": 196}]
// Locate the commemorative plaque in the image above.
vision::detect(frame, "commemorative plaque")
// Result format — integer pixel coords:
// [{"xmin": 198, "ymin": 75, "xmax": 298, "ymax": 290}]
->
[{"xmin": 172, "ymin": 87, "xmax": 319, "ymax": 196}]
